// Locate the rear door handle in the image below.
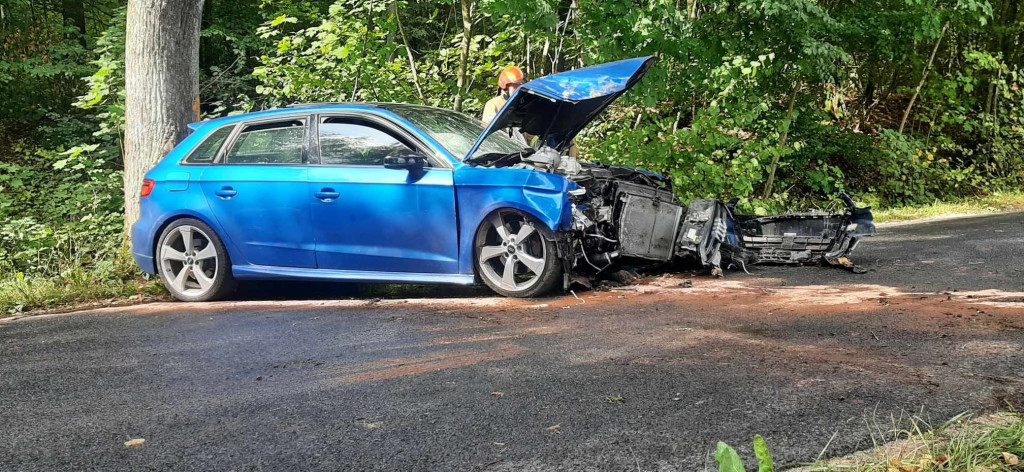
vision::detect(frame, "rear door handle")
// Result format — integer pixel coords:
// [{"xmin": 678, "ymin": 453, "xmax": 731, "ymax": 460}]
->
[
  {"xmin": 215, "ymin": 187, "xmax": 237, "ymax": 199},
  {"xmin": 315, "ymin": 188, "xmax": 340, "ymax": 202}
]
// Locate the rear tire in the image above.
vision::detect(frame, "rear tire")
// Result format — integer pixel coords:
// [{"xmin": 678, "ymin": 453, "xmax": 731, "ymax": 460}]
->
[
  {"xmin": 474, "ymin": 209, "xmax": 562, "ymax": 298},
  {"xmin": 156, "ymin": 218, "xmax": 236, "ymax": 302}
]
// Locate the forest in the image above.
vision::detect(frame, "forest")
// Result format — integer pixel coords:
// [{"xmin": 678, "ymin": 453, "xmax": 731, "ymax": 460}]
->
[{"xmin": 1, "ymin": 0, "xmax": 1022, "ymax": 312}]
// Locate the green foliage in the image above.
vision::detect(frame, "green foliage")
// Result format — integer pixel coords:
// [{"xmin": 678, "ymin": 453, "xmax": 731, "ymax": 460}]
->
[
  {"xmin": 715, "ymin": 436, "xmax": 776, "ymax": 472},
  {"xmin": 0, "ymin": 134, "xmax": 133, "ymax": 313},
  {"xmin": 74, "ymin": 8, "xmax": 127, "ymax": 139},
  {"xmin": 0, "ymin": 22, "xmax": 91, "ymax": 121},
  {"xmin": 254, "ymin": 0, "xmax": 417, "ymax": 104},
  {"xmin": 0, "ymin": 133, "xmax": 125, "ymax": 277},
  {"xmin": 754, "ymin": 435, "xmax": 775, "ymax": 472},
  {"xmin": 716, "ymin": 442, "xmax": 746, "ymax": 472},
  {"xmin": 252, "ymin": 0, "xmax": 518, "ymax": 112},
  {"xmin": 2, "ymin": 0, "xmax": 1024, "ymax": 312}
]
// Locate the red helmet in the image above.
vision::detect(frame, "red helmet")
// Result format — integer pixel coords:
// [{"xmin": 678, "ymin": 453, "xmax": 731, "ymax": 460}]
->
[{"xmin": 498, "ymin": 66, "xmax": 526, "ymax": 90}]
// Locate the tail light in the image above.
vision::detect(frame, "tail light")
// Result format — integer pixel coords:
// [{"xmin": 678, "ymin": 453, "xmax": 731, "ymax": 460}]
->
[{"xmin": 141, "ymin": 179, "xmax": 156, "ymax": 198}]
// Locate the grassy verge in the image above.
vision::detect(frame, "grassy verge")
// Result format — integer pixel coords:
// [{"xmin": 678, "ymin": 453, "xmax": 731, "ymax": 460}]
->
[
  {"xmin": 800, "ymin": 412, "xmax": 1024, "ymax": 472},
  {"xmin": 1, "ymin": 269, "xmax": 164, "ymax": 316},
  {"xmin": 873, "ymin": 191, "xmax": 1024, "ymax": 223}
]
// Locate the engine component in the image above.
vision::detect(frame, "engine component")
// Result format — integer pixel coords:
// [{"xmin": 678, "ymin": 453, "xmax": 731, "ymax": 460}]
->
[
  {"xmin": 675, "ymin": 199, "xmax": 728, "ymax": 270},
  {"xmin": 523, "ymin": 146, "xmax": 562, "ymax": 172},
  {"xmin": 615, "ymin": 182, "xmax": 683, "ymax": 261}
]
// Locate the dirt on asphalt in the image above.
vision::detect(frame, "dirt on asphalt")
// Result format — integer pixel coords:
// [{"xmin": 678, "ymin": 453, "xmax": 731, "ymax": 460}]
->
[{"xmin": 12, "ymin": 274, "xmax": 1024, "ymax": 397}]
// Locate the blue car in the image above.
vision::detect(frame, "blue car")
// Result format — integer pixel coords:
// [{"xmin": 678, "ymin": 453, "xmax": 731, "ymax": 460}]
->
[{"xmin": 132, "ymin": 56, "xmax": 874, "ymax": 301}]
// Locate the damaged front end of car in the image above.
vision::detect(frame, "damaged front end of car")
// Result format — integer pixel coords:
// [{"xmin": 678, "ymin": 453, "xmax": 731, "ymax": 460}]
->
[
  {"xmin": 462, "ymin": 56, "xmax": 876, "ymax": 287},
  {"xmin": 558, "ymin": 166, "xmax": 875, "ymax": 283}
]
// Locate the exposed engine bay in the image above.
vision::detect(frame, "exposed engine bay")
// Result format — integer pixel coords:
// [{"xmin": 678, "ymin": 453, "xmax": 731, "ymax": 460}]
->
[{"xmin": 472, "ymin": 145, "xmax": 877, "ymax": 285}]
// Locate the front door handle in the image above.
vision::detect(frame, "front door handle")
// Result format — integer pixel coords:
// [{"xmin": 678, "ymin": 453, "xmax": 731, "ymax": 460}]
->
[
  {"xmin": 315, "ymin": 188, "xmax": 340, "ymax": 202},
  {"xmin": 215, "ymin": 187, "xmax": 237, "ymax": 199}
]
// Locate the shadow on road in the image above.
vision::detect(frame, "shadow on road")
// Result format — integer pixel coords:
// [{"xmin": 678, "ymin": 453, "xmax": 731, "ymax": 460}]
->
[{"xmin": 230, "ymin": 279, "xmax": 495, "ymax": 301}]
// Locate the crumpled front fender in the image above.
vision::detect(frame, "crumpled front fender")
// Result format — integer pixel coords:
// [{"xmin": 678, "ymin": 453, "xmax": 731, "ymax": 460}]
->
[{"xmin": 453, "ymin": 166, "xmax": 577, "ymax": 274}]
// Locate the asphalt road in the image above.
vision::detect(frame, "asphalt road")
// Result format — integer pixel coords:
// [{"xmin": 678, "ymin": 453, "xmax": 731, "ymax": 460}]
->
[
  {"xmin": 753, "ymin": 211, "xmax": 1024, "ymax": 292},
  {"xmin": 2, "ymin": 213, "xmax": 1023, "ymax": 471}
]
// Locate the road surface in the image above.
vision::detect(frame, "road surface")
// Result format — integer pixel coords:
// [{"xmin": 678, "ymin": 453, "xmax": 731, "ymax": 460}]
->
[{"xmin": 2, "ymin": 212, "xmax": 1022, "ymax": 471}]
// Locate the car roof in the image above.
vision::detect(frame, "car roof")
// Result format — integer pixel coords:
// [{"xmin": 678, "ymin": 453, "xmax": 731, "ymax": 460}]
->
[{"xmin": 187, "ymin": 102, "xmax": 447, "ymax": 130}]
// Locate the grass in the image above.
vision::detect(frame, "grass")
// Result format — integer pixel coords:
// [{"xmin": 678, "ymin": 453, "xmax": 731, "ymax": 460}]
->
[
  {"xmin": 873, "ymin": 191, "xmax": 1024, "ymax": 223},
  {"xmin": 800, "ymin": 411, "xmax": 1024, "ymax": 472},
  {"xmin": 0, "ymin": 268, "xmax": 163, "ymax": 316},
  {"xmin": 0, "ymin": 248, "xmax": 165, "ymax": 316}
]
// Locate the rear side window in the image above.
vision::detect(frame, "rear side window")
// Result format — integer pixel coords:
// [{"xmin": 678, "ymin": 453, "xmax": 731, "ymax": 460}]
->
[
  {"xmin": 318, "ymin": 117, "xmax": 415, "ymax": 166},
  {"xmin": 184, "ymin": 125, "xmax": 233, "ymax": 164},
  {"xmin": 224, "ymin": 119, "xmax": 305, "ymax": 164}
]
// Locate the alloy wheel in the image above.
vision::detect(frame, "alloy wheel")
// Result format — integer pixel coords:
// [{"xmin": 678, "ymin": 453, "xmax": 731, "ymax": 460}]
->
[
  {"xmin": 477, "ymin": 211, "xmax": 547, "ymax": 292},
  {"xmin": 159, "ymin": 225, "xmax": 219, "ymax": 297}
]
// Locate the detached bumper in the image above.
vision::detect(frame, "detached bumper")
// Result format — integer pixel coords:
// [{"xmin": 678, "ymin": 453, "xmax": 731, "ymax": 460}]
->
[{"xmin": 675, "ymin": 193, "xmax": 876, "ymax": 273}]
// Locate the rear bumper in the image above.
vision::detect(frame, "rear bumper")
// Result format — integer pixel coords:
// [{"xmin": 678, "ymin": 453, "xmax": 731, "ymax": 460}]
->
[
  {"xmin": 133, "ymin": 251, "xmax": 156, "ymax": 275},
  {"xmin": 131, "ymin": 220, "xmax": 157, "ymax": 275}
]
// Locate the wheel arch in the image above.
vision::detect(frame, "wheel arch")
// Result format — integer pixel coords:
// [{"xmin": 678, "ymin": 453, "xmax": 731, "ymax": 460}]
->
[
  {"xmin": 472, "ymin": 204, "xmax": 560, "ymax": 245},
  {"xmin": 149, "ymin": 212, "xmax": 227, "ymax": 275},
  {"xmin": 470, "ymin": 205, "xmax": 563, "ymax": 282},
  {"xmin": 470, "ymin": 206, "xmax": 564, "ymax": 296}
]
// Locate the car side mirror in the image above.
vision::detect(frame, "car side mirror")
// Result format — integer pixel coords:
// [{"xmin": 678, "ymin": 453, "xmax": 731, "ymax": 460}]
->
[{"xmin": 384, "ymin": 154, "xmax": 427, "ymax": 171}]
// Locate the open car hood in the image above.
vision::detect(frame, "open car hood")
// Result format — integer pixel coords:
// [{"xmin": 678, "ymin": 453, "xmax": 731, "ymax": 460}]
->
[{"xmin": 464, "ymin": 56, "xmax": 657, "ymax": 160}]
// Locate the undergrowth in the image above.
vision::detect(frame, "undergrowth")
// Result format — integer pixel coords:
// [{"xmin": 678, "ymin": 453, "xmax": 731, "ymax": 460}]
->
[
  {"xmin": 873, "ymin": 191, "xmax": 1024, "ymax": 223},
  {"xmin": 714, "ymin": 411, "xmax": 1024, "ymax": 471}
]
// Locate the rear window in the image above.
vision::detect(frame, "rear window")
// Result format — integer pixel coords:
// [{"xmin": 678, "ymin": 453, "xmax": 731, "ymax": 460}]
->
[
  {"xmin": 184, "ymin": 125, "xmax": 234, "ymax": 164},
  {"xmin": 223, "ymin": 120, "xmax": 305, "ymax": 165}
]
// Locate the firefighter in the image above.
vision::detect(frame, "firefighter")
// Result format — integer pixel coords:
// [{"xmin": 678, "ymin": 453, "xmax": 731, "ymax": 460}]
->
[
  {"xmin": 482, "ymin": 66, "xmax": 527, "ymax": 127},
  {"xmin": 482, "ymin": 66, "xmax": 579, "ymax": 157}
]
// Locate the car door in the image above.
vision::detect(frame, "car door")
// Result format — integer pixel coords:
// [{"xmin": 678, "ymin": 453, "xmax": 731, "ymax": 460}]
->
[
  {"xmin": 308, "ymin": 114, "xmax": 459, "ymax": 274},
  {"xmin": 199, "ymin": 116, "xmax": 316, "ymax": 268}
]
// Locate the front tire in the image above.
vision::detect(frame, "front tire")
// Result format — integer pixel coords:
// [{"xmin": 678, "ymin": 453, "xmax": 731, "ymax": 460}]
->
[
  {"xmin": 474, "ymin": 209, "xmax": 562, "ymax": 298},
  {"xmin": 156, "ymin": 218, "xmax": 235, "ymax": 302}
]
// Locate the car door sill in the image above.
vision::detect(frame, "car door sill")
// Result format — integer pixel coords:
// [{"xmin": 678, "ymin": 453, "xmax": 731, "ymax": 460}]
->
[{"xmin": 232, "ymin": 265, "xmax": 476, "ymax": 285}]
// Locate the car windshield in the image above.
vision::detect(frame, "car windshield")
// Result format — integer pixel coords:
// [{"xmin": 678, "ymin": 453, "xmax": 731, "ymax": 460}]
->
[{"xmin": 379, "ymin": 104, "xmax": 526, "ymax": 161}]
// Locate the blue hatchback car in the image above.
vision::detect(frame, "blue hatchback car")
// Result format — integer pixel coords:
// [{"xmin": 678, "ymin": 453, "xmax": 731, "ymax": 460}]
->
[{"xmin": 133, "ymin": 56, "xmax": 874, "ymax": 301}]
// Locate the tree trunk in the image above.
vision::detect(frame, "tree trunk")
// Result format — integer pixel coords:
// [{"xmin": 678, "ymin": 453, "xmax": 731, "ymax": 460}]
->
[
  {"xmin": 540, "ymin": 37, "xmax": 550, "ymax": 75},
  {"xmin": 123, "ymin": 0, "xmax": 205, "ymax": 238},
  {"xmin": 763, "ymin": 86, "xmax": 797, "ymax": 199},
  {"xmin": 453, "ymin": 0, "xmax": 473, "ymax": 112},
  {"xmin": 393, "ymin": 0, "xmax": 424, "ymax": 101},
  {"xmin": 61, "ymin": 0, "xmax": 87, "ymax": 47},
  {"xmin": 552, "ymin": 3, "xmax": 574, "ymax": 72},
  {"xmin": 898, "ymin": 22, "xmax": 948, "ymax": 135}
]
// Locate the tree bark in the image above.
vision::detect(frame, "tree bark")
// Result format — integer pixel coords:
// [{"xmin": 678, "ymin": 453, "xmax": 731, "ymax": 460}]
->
[
  {"xmin": 453, "ymin": 0, "xmax": 473, "ymax": 112},
  {"xmin": 898, "ymin": 22, "xmax": 948, "ymax": 135},
  {"xmin": 123, "ymin": 0, "xmax": 205, "ymax": 238},
  {"xmin": 763, "ymin": 86, "xmax": 797, "ymax": 199}
]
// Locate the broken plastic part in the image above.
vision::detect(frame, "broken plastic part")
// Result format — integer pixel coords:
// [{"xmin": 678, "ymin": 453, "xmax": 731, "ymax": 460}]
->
[{"xmin": 672, "ymin": 193, "xmax": 875, "ymax": 276}]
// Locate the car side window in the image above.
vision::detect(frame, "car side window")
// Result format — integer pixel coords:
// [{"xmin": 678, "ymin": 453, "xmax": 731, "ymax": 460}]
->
[
  {"xmin": 184, "ymin": 125, "xmax": 234, "ymax": 164},
  {"xmin": 318, "ymin": 117, "xmax": 417, "ymax": 166},
  {"xmin": 223, "ymin": 119, "xmax": 305, "ymax": 165}
]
